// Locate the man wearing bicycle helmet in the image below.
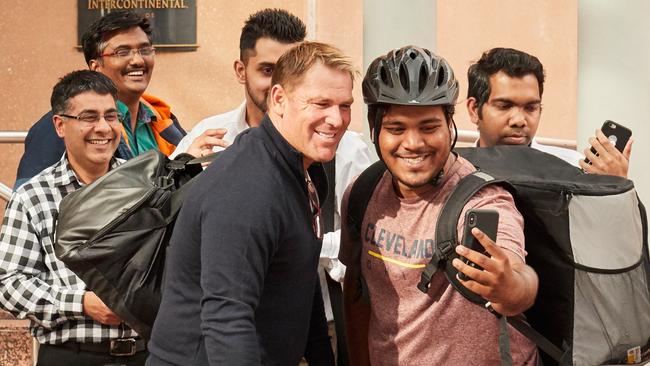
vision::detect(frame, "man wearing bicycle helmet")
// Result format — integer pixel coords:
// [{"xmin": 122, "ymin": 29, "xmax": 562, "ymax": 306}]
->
[{"xmin": 339, "ymin": 46, "xmax": 538, "ymax": 365}]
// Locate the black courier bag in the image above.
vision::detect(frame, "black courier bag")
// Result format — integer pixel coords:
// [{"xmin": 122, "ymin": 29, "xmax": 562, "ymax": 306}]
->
[{"xmin": 54, "ymin": 150, "xmax": 212, "ymax": 339}]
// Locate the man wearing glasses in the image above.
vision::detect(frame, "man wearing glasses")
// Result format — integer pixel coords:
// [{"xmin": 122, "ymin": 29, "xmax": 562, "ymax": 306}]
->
[
  {"xmin": 0, "ymin": 70, "xmax": 148, "ymax": 365},
  {"xmin": 147, "ymin": 42, "xmax": 353, "ymax": 365},
  {"xmin": 14, "ymin": 10, "xmax": 185, "ymax": 188}
]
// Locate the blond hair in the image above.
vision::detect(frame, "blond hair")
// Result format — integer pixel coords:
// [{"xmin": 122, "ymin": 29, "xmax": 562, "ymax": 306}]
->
[{"xmin": 271, "ymin": 41, "xmax": 355, "ymax": 91}]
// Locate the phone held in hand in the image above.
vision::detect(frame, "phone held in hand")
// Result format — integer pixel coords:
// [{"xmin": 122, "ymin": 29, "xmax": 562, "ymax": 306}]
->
[
  {"xmin": 584, "ymin": 120, "xmax": 632, "ymax": 164},
  {"xmin": 457, "ymin": 209, "xmax": 499, "ymax": 281}
]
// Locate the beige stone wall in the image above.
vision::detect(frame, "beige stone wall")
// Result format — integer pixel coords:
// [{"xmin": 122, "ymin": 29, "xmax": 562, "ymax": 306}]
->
[
  {"xmin": 437, "ymin": 0, "xmax": 578, "ymax": 141},
  {"xmin": 0, "ymin": 1, "xmax": 363, "ymax": 190}
]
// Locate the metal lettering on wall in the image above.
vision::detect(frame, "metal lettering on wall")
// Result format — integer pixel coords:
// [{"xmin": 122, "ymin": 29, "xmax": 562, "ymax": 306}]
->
[{"xmin": 78, "ymin": 0, "xmax": 197, "ymax": 51}]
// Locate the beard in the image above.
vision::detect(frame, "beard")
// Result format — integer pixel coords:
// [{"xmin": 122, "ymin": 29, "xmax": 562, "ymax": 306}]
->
[{"xmin": 245, "ymin": 82, "xmax": 268, "ymax": 114}]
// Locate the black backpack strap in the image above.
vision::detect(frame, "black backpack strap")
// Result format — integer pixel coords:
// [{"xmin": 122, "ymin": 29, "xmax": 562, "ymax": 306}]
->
[
  {"xmin": 347, "ymin": 161, "xmax": 387, "ymax": 238},
  {"xmin": 420, "ymin": 169, "xmax": 565, "ymax": 364},
  {"xmin": 322, "ymin": 159, "xmax": 350, "ymax": 366},
  {"xmin": 417, "ymin": 170, "xmax": 503, "ymax": 303},
  {"xmin": 507, "ymin": 316, "xmax": 564, "ymax": 362}
]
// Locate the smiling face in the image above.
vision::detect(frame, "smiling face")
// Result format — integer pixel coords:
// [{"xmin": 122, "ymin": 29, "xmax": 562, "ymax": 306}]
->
[
  {"xmin": 235, "ymin": 37, "xmax": 299, "ymax": 125},
  {"xmin": 53, "ymin": 91, "xmax": 121, "ymax": 181},
  {"xmin": 379, "ymin": 104, "xmax": 453, "ymax": 198},
  {"xmin": 270, "ymin": 62, "xmax": 353, "ymax": 170},
  {"xmin": 468, "ymin": 71, "xmax": 542, "ymax": 147},
  {"xmin": 89, "ymin": 26, "xmax": 154, "ymax": 102}
]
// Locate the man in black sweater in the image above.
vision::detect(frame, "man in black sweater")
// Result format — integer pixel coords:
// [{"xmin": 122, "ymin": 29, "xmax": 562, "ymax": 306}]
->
[{"xmin": 146, "ymin": 41, "xmax": 355, "ymax": 365}]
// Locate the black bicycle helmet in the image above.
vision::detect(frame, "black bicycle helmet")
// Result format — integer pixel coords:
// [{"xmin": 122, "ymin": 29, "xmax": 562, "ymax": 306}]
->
[{"xmin": 363, "ymin": 46, "xmax": 459, "ymax": 145}]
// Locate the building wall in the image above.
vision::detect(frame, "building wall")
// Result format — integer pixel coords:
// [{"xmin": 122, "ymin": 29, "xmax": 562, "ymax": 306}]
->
[
  {"xmin": 0, "ymin": 0, "xmax": 363, "ymax": 190},
  {"xmin": 578, "ymin": 0, "xmax": 650, "ymax": 200},
  {"xmin": 437, "ymin": 0, "xmax": 579, "ymax": 139}
]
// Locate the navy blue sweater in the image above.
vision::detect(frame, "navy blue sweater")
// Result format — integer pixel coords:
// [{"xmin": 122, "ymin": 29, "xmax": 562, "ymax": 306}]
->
[{"xmin": 147, "ymin": 116, "xmax": 332, "ymax": 365}]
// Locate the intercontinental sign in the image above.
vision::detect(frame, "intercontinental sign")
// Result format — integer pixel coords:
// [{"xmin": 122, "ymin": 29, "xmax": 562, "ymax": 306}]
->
[{"xmin": 78, "ymin": 0, "xmax": 197, "ymax": 50}]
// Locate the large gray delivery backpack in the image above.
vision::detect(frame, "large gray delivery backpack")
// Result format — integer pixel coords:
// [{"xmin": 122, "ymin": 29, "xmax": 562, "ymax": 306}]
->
[
  {"xmin": 347, "ymin": 145, "xmax": 650, "ymax": 365},
  {"xmin": 54, "ymin": 150, "xmax": 210, "ymax": 339}
]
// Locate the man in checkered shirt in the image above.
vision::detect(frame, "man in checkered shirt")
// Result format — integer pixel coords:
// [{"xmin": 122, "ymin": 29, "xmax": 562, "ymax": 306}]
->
[{"xmin": 0, "ymin": 70, "xmax": 147, "ymax": 365}]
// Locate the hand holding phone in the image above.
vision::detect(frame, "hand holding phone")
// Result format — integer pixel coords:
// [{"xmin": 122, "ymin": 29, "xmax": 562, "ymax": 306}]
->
[
  {"xmin": 457, "ymin": 209, "xmax": 499, "ymax": 281},
  {"xmin": 584, "ymin": 120, "xmax": 631, "ymax": 164}
]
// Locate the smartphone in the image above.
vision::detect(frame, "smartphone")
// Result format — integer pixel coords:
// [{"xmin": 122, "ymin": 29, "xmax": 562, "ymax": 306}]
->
[
  {"xmin": 584, "ymin": 120, "xmax": 632, "ymax": 164},
  {"xmin": 457, "ymin": 209, "xmax": 499, "ymax": 281}
]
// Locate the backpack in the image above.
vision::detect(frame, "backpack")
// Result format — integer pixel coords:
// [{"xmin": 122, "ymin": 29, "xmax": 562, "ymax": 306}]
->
[
  {"xmin": 54, "ymin": 149, "xmax": 212, "ymax": 339},
  {"xmin": 347, "ymin": 145, "xmax": 650, "ymax": 366}
]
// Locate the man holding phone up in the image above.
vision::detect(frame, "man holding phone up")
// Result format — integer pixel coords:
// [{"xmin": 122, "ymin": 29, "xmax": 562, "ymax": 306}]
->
[
  {"xmin": 466, "ymin": 47, "xmax": 632, "ymax": 178},
  {"xmin": 340, "ymin": 46, "xmax": 539, "ymax": 365}
]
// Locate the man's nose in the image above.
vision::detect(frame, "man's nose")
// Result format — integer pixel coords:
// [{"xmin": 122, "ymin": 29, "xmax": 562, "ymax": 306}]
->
[
  {"xmin": 325, "ymin": 106, "xmax": 344, "ymax": 128},
  {"xmin": 509, "ymin": 107, "xmax": 527, "ymax": 128}
]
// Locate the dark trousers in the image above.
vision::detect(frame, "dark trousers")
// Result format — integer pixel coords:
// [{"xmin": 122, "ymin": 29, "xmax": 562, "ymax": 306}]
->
[{"xmin": 37, "ymin": 344, "xmax": 148, "ymax": 366}]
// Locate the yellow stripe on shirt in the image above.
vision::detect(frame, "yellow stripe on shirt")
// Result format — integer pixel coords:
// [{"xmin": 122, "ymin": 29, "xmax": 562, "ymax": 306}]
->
[{"xmin": 367, "ymin": 249, "xmax": 426, "ymax": 269}]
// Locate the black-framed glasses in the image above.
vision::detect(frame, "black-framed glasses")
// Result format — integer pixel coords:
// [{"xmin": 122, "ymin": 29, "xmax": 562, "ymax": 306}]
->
[
  {"xmin": 306, "ymin": 173, "xmax": 323, "ymax": 240},
  {"xmin": 100, "ymin": 46, "xmax": 156, "ymax": 60},
  {"xmin": 58, "ymin": 111, "xmax": 123, "ymax": 126}
]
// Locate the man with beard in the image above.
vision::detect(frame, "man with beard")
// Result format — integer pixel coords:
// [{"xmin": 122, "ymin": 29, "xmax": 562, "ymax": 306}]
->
[
  {"xmin": 466, "ymin": 47, "xmax": 631, "ymax": 177},
  {"xmin": 15, "ymin": 10, "xmax": 185, "ymax": 188},
  {"xmin": 341, "ymin": 46, "xmax": 539, "ymax": 365},
  {"xmin": 0, "ymin": 70, "xmax": 147, "ymax": 365},
  {"xmin": 147, "ymin": 41, "xmax": 355, "ymax": 365}
]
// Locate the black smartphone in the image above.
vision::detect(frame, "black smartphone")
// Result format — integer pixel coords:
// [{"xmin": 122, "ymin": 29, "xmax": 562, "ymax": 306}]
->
[
  {"xmin": 584, "ymin": 120, "xmax": 632, "ymax": 164},
  {"xmin": 457, "ymin": 209, "xmax": 499, "ymax": 281}
]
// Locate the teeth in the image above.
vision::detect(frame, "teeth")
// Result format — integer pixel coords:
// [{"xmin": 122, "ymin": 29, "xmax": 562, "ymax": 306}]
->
[
  {"xmin": 88, "ymin": 139, "xmax": 109, "ymax": 145},
  {"xmin": 401, "ymin": 156, "xmax": 426, "ymax": 165},
  {"xmin": 127, "ymin": 70, "xmax": 144, "ymax": 76},
  {"xmin": 316, "ymin": 131, "xmax": 335, "ymax": 138}
]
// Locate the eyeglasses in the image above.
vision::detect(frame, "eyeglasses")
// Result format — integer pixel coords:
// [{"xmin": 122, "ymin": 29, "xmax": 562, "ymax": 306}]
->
[
  {"xmin": 58, "ymin": 111, "xmax": 123, "ymax": 126},
  {"xmin": 306, "ymin": 173, "xmax": 323, "ymax": 240},
  {"xmin": 100, "ymin": 46, "xmax": 156, "ymax": 60}
]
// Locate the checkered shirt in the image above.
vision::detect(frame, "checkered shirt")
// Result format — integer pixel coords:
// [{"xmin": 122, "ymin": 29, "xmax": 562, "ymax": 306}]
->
[{"xmin": 0, "ymin": 154, "xmax": 137, "ymax": 344}]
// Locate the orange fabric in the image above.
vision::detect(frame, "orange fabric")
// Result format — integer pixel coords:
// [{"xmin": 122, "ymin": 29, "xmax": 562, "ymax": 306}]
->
[{"xmin": 140, "ymin": 94, "xmax": 177, "ymax": 156}]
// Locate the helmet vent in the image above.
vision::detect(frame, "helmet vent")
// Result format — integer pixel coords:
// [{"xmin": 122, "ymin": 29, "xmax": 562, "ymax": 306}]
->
[
  {"xmin": 418, "ymin": 63, "xmax": 427, "ymax": 94},
  {"xmin": 408, "ymin": 50, "xmax": 417, "ymax": 60},
  {"xmin": 399, "ymin": 63, "xmax": 410, "ymax": 93},
  {"xmin": 379, "ymin": 65, "xmax": 390, "ymax": 87},
  {"xmin": 436, "ymin": 65, "xmax": 446, "ymax": 87}
]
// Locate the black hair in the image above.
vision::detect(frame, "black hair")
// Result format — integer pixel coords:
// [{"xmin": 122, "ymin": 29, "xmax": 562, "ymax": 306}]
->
[
  {"xmin": 81, "ymin": 10, "xmax": 153, "ymax": 65},
  {"xmin": 467, "ymin": 48, "xmax": 545, "ymax": 117},
  {"xmin": 239, "ymin": 8, "xmax": 306, "ymax": 62},
  {"xmin": 50, "ymin": 70, "xmax": 118, "ymax": 115}
]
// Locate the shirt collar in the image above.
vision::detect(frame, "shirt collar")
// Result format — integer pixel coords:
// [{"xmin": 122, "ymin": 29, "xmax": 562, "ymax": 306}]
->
[
  {"xmin": 52, "ymin": 153, "xmax": 120, "ymax": 188},
  {"xmin": 259, "ymin": 116, "xmax": 328, "ymax": 202},
  {"xmin": 117, "ymin": 100, "xmax": 154, "ymax": 127}
]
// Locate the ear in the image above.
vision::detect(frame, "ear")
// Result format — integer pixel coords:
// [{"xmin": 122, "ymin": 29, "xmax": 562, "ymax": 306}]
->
[
  {"xmin": 466, "ymin": 97, "xmax": 480, "ymax": 126},
  {"xmin": 89, "ymin": 59, "xmax": 101, "ymax": 72},
  {"xmin": 53, "ymin": 115, "xmax": 65, "ymax": 138},
  {"xmin": 234, "ymin": 59, "xmax": 246, "ymax": 85},
  {"xmin": 269, "ymin": 84, "xmax": 286, "ymax": 117}
]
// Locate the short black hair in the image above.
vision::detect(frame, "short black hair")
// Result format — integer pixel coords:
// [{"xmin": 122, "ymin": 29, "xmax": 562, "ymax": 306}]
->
[
  {"xmin": 239, "ymin": 8, "xmax": 306, "ymax": 62},
  {"xmin": 81, "ymin": 10, "xmax": 153, "ymax": 65},
  {"xmin": 50, "ymin": 70, "xmax": 118, "ymax": 115},
  {"xmin": 467, "ymin": 48, "xmax": 545, "ymax": 117}
]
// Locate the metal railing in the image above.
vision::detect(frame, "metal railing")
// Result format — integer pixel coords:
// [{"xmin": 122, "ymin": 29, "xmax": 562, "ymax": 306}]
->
[
  {"xmin": 0, "ymin": 130, "xmax": 578, "ymax": 203},
  {"xmin": 0, "ymin": 132, "xmax": 27, "ymax": 201}
]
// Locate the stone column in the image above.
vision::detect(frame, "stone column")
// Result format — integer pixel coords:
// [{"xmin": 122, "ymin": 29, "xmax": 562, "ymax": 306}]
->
[{"xmin": 0, "ymin": 310, "xmax": 33, "ymax": 366}]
